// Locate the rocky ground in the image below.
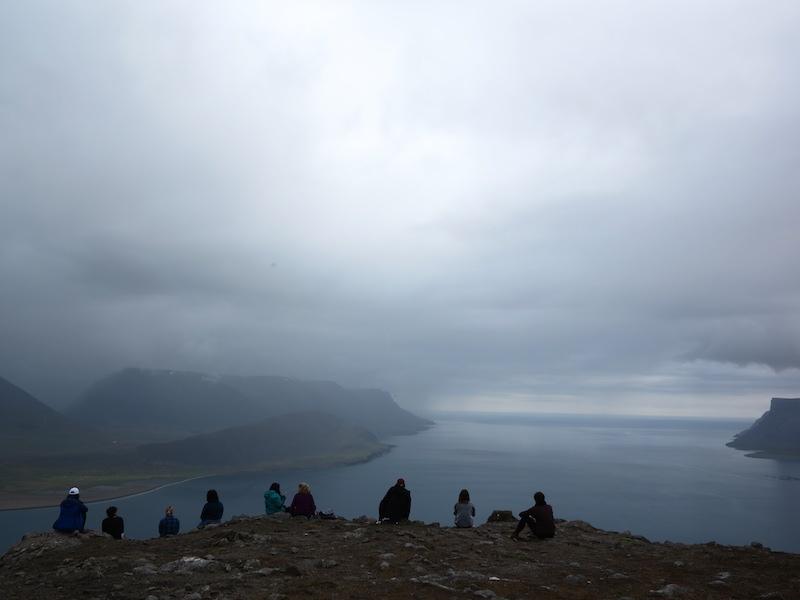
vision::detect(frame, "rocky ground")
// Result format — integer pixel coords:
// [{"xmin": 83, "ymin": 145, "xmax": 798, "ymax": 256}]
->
[{"xmin": 1, "ymin": 514, "xmax": 798, "ymax": 600}]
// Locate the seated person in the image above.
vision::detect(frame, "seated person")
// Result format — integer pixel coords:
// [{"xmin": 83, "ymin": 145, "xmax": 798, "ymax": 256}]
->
[
  {"xmin": 101, "ymin": 505, "xmax": 125, "ymax": 539},
  {"xmin": 159, "ymin": 505, "xmax": 181, "ymax": 537},
  {"xmin": 288, "ymin": 482, "xmax": 316, "ymax": 518},
  {"xmin": 198, "ymin": 489, "xmax": 224, "ymax": 528},
  {"xmin": 379, "ymin": 478, "xmax": 411, "ymax": 523},
  {"xmin": 264, "ymin": 482, "xmax": 286, "ymax": 515},
  {"xmin": 511, "ymin": 491, "xmax": 555, "ymax": 540},
  {"xmin": 453, "ymin": 488, "xmax": 476, "ymax": 528},
  {"xmin": 52, "ymin": 487, "xmax": 88, "ymax": 534}
]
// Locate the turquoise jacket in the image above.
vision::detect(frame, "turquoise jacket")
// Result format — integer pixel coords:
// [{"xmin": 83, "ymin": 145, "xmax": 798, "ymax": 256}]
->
[{"xmin": 264, "ymin": 489, "xmax": 286, "ymax": 515}]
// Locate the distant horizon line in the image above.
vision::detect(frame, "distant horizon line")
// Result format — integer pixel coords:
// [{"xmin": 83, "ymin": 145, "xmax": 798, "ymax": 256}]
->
[{"xmin": 426, "ymin": 408, "xmax": 753, "ymax": 422}]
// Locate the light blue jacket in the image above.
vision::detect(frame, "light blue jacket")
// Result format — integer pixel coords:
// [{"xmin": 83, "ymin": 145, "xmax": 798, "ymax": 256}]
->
[{"xmin": 264, "ymin": 489, "xmax": 286, "ymax": 515}]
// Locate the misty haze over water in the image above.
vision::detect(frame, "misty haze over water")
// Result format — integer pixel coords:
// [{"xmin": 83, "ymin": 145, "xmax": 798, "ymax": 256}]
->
[
  {"xmin": 2, "ymin": 2, "xmax": 800, "ymax": 418},
  {"xmin": 2, "ymin": 2, "xmax": 800, "ymax": 577},
  {"xmin": 3, "ymin": 413, "xmax": 799, "ymax": 554}
]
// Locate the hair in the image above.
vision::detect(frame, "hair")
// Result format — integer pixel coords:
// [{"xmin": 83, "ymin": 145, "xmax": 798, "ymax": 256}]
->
[
  {"xmin": 298, "ymin": 482, "xmax": 310, "ymax": 494},
  {"xmin": 534, "ymin": 491, "xmax": 546, "ymax": 506},
  {"xmin": 165, "ymin": 505, "xmax": 174, "ymax": 517},
  {"xmin": 106, "ymin": 506, "xmax": 117, "ymax": 517},
  {"xmin": 458, "ymin": 489, "xmax": 470, "ymax": 503},
  {"xmin": 206, "ymin": 489, "xmax": 219, "ymax": 502},
  {"xmin": 269, "ymin": 482, "xmax": 281, "ymax": 493}
]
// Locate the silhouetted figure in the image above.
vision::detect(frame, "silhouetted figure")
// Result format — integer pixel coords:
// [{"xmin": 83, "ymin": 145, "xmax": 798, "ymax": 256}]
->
[
  {"xmin": 101, "ymin": 505, "xmax": 124, "ymax": 539},
  {"xmin": 453, "ymin": 488, "xmax": 476, "ymax": 528},
  {"xmin": 52, "ymin": 487, "xmax": 88, "ymax": 534},
  {"xmin": 379, "ymin": 478, "xmax": 411, "ymax": 523},
  {"xmin": 198, "ymin": 489, "xmax": 224, "ymax": 528},
  {"xmin": 288, "ymin": 482, "xmax": 316, "ymax": 518},
  {"xmin": 264, "ymin": 482, "xmax": 286, "ymax": 515},
  {"xmin": 159, "ymin": 505, "xmax": 180, "ymax": 537},
  {"xmin": 511, "ymin": 491, "xmax": 555, "ymax": 540}
]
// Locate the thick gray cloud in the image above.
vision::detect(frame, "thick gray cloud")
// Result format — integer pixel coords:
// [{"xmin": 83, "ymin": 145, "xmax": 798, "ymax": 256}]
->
[{"xmin": 2, "ymin": 1, "xmax": 799, "ymax": 416}]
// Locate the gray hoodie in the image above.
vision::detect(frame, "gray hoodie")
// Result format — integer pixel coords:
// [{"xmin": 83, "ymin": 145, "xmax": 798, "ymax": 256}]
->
[{"xmin": 453, "ymin": 502, "xmax": 475, "ymax": 527}]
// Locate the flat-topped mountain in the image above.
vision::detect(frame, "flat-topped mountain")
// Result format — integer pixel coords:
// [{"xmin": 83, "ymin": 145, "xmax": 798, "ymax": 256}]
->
[
  {"xmin": 137, "ymin": 411, "xmax": 388, "ymax": 467},
  {"xmin": 66, "ymin": 369, "xmax": 259, "ymax": 442},
  {"xmin": 68, "ymin": 368, "xmax": 431, "ymax": 442},
  {"xmin": 728, "ymin": 397, "xmax": 800, "ymax": 456},
  {"xmin": 2, "ymin": 516, "xmax": 798, "ymax": 599},
  {"xmin": 221, "ymin": 374, "xmax": 432, "ymax": 438}
]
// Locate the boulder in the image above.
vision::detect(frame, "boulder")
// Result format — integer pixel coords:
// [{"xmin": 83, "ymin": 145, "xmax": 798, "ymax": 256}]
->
[{"xmin": 486, "ymin": 511, "xmax": 517, "ymax": 523}]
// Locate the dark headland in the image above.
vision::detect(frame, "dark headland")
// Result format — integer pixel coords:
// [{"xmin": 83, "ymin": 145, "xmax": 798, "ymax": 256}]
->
[
  {"xmin": 0, "ymin": 370, "xmax": 431, "ymax": 509},
  {"xmin": 2, "ymin": 514, "xmax": 798, "ymax": 600},
  {"xmin": 727, "ymin": 397, "xmax": 800, "ymax": 458}
]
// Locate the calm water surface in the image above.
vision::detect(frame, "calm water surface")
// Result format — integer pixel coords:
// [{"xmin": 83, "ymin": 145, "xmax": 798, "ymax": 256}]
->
[{"xmin": 2, "ymin": 413, "xmax": 799, "ymax": 553}]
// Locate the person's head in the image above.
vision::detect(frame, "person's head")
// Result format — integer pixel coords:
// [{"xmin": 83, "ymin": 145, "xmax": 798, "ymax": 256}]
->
[
  {"xmin": 298, "ymin": 482, "xmax": 310, "ymax": 494},
  {"xmin": 165, "ymin": 505, "xmax": 175, "ymax": 517},
  {"xmin": 206, "ymin": 489, "xmax": 219, "ymax": 503},
  {"xmin": 458, "ymin": 489, "xmax": 470, "ymax": 503},
  {"xmin": 396, "ymin": 478, "xmax": 405, "ymax": 488},
  {"xmin": 269, "ymin": 482, "xmax": 281, "ymax": 493},
  {"xmin": 106, "ymin": 506, "xmax": 117, "ymax": 518},
  {"xmin": 68, "ymin": 486, "xmax": 80, "ymax": 498},
  {"xmin": 534, "ymin": 491, "xmax": 546, "ymax": 506}
]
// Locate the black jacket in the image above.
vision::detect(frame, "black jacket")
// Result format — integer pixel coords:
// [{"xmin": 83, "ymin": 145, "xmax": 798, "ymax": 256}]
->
[
  {"xmin": 102, "ymin": 515, "xmax": 124, "ymax": 539},
  {"xmin": 520, "ymin": 503, "xmax": 555, "ymax": 538},
  {"xmin": 379, "ymin": 485, "xmax": 411, "ymax": 522},
  {"xmin": 200, "ymin": 500, "xmax": 224, "ymax": 522}
]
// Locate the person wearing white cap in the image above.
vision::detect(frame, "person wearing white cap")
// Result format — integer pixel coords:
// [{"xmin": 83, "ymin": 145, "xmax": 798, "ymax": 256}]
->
[{"xmin": 52, "ymin": 486, "xmax": 88, "ymax": 533}]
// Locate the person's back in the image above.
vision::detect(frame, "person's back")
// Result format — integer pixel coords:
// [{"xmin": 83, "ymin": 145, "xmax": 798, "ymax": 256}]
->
[
  {"xmin": 199, "ymin": 489, "xmax": 224, "ymax": 527},
  {"xmin": 53, "ymin": 487, "xmax": 88, "ymax": 533},
  {"xmin": 511, "ymin": 491, "xmax": 555, "ymax": 540},
  {"xmin": 288, "ymin": 482, "xmax": 316, "ymax": 518},
  {"xmin": 454, "ymin": 502, "xmax": 475, "ymax": 528},
  {"xmin": 201, "ymin": 500, "xmax": 224, "ymax": 521},
  {"xmin": 379, "ymin": 478, "xmax": 411, "ymax": 523},
  {"xmin": 159, "ymin": 506, "xmax": 180, "ymax": 537},
  {"xmin": 264, "ymin": 482, "xmax": 286, "ymax": 515},
  {"xmin": 101, "ymin": 506, "xmax": 124, "ymax": 539},
  {"xmin": 453, "ymin": 488, "xmax": 475, "ymax": 528},
  {"xmin": 529, "ymin": 502, "xmax": 555, "ymax": 538}
]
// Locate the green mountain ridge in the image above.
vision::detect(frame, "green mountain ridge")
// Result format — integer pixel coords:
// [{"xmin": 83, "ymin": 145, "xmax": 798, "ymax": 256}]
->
[
  {"xmin": 137, "ymin": 410, "xmax": 388, "ymax": 467},
  {"xmin": 0, "ymin": 376, "xmax": 106, "ymax": 457},
  {"xmin": 67, "ymin": 368, "xmax": 431, "ymax": 441}
]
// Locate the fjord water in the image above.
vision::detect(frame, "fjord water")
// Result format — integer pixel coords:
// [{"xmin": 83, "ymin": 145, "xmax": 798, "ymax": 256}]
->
[{"xmin": 2, "ymin": 413, "xmax": 799, "ymax": 554}]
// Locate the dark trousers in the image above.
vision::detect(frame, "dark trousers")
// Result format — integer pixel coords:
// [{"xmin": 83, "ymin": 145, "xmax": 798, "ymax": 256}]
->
[
  {"xmin": 514, "ymin": 513, "xmax": 554, "ymax": 538},
  {"xmin": 514, "ymin": 515, "xmax": 537, "ymax": 536}
]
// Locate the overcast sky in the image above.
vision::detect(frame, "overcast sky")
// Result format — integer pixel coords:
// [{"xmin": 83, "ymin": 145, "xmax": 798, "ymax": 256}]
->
[{"xmin": 2, "ymin": 1, "xmax": 799, "ymax": 416}]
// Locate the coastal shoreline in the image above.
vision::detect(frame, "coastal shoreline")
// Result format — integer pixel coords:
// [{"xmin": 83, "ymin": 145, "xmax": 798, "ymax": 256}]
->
[
  {"xmin": 0, "ymin": 444, "xmax": 393, "ymax": 512},
  {"xmin": 0, "ymin": 474, "xmax": 213, "ymax": 512}
]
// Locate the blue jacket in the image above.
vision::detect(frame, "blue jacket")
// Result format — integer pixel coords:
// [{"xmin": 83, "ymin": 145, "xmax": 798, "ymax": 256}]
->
[
  {"xmin": 264, "ymin": 490, "xmax": 286, "ymax": 515},
  {"xmin": 53, "ymin": 496, "xmax": 88, "ymax": 532},
  {"xmin": 159, "ymin": 515, "xmax": 180, "ymax": 537},
  {"xmin": 200, "ymin": 500, "xmax": 224, "ymax": 522}
]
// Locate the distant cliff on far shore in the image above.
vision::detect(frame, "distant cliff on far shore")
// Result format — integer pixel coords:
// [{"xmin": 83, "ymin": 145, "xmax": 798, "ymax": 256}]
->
[{"xmin": 728, "ymin": 397, "xmax": 800, "ymax": 456}]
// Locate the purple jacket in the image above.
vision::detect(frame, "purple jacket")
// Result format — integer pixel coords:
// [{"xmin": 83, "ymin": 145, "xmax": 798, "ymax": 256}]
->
[{"xmin": 289, "ymin": 492, "xmax": 316, "ymax": 517}]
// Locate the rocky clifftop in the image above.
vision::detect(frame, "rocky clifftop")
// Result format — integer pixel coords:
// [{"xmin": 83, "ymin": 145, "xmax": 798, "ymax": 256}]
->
[
  {"xmin": 2, "ymin": 514, "xmax": 797, "ymax": 600},
  {"xmin": 728, "ymin": 397, "xmax": 800, "ymax": 456}
]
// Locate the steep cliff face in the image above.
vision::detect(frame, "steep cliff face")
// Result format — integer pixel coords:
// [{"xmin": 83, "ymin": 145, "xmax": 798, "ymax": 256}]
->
[{"xmin": 728, "ymin": 398, "xmax": 800, "ymax": 454}]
